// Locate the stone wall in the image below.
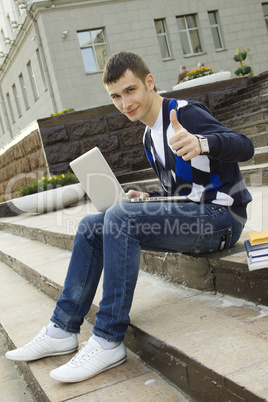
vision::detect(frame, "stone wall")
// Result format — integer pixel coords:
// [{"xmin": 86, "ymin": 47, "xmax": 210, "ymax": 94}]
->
[
  {"xmin": 0, "ymin": 128, "xmax": 48, "ymax": 203},
  {"xmin": 38, "ymin": 76, "xmax": 250, "ymax": 177},
  {"xmin": 0, "ymin": 76, "xmax": 251, "ymax": 203},
  {"xmin": 38, "ymin": 105, "xmax": 149, "ymax": 178}
]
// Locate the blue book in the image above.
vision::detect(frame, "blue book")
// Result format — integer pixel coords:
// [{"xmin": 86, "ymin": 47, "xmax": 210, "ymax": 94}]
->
[{"xmin": 244, "ymin": 240, "xmax": 268, "ymax": 262}]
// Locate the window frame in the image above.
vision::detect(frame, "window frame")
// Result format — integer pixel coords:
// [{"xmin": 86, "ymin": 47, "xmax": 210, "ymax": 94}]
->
[
  {"xmin": 77, "ymin": 28, "xmax": 109, "ymax": 74},
  {"xmin": 176, "ymin": 14, "xmax": 203, "ymax": 56},
  {"xmin": 154, "ymin": 18, "xmax": 172, "ymax": 61},
  {"xmin": 0, "ymin": 112, "xmax": 5, "ymax": 135},
  {"xmin": 6, "ymin": 92, "xmax": 15, "ymax": 124},
  {"xmin": 262, "ymin": 2, "xmax": 268, "ymax": 28},
  {"xmin": 12, "ymin": 83, "xmax": 22, "ymax": 118},
  {"xmin": 36, "ymin": 48, "xmax": 47, "ymax": 89},
  {"xmin": 19, "ymin": 73, "xmax": 30, "ymax": 110},
  {"xmin": 27, "ymin": 60, "xmax": 39, "ymax": 101},
  {"xmin": 208, "ymin": 10, "xmax": 224, "ymax": 51}
]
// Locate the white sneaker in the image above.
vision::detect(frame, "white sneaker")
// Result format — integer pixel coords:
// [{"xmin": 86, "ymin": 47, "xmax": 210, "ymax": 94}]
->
[
  {"xmin": 5, "ymin": 327, "xmax": 78, "ymax": 361},
  {"xmin": 50, "ymin": 337, "xmax": 126, "ymax": 383}
]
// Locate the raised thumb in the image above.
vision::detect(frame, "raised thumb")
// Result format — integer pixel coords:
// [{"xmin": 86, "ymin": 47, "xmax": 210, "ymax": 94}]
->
[{"xmin": 170, "ymin": 108, "xmax": 182, "ymax": 130}]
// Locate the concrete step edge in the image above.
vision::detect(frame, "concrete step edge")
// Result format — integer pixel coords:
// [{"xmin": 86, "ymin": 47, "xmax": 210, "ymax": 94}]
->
[
  {"xmin": 215, "ymin": 107, "xmax": 268, "ymax": 120},
  {"xmin": 0, "ymin": 179, "xmax": 267, "ymax": 308},
  {"xmin": 0, "ymin": 323, "xmax": 50, "ymax": 402},
  {"xmin": 240, "ymin": 162, "xmax": 268, "ymax": 171},
  {"xmin": 213, "ymin": 91, "xmax": 268, "ymax": 111},
  {"xmin": 213, "ymin": 94, "xmax": 268, "ymax": 113},
  {"xmin": 231, "ymin": 119, "xmax": 268, "ymax": 132},
  {"xmin": 0, "ymin": 218, "xmax": 251, "ymax": 300},
  {"xmin": 0, "ymin": 241, "xmax": 267, "ymax": 401},
  {"xmin": 0, "ymin": 219, "xmax": 267, "ymax": 306},
  {"xmin": 218, "ymin": 113, "xmax": 268, "ymax": 128}
]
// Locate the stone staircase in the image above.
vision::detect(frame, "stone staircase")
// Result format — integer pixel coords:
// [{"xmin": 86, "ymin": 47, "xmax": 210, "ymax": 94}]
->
[
  {"xmin": 0, "ymin": 189, "xmax": 267, "ymax": 401},
  {"xmin": 212, "ymin": 75, "xmax": 268, "ymax": 187}
]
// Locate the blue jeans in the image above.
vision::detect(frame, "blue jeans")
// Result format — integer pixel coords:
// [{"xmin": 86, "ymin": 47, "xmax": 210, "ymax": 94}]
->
[{"xmin": 51, "ymin": 202, "xmax": 243, "ymax": 341}]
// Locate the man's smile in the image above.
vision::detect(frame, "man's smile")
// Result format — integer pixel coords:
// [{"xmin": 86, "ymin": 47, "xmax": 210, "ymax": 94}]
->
[{"xmin": 125, "ymin": 106, "xmax": 140, "ymax": 116}]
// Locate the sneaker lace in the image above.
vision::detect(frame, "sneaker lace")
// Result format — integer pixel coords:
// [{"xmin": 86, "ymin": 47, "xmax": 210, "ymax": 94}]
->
[
  {"xmin": 25, "ymin": 329, "xmax": 45, "ymax": 347},
  {"xmin": 70, "ymin": 340, "xmax": 98, "ymax": 366}
]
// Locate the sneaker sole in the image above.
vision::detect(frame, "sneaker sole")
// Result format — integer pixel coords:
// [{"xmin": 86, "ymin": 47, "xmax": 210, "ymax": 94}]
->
[
  {"xmin": 50, "ymin": 355, "xmax": 127, "ymax": 383},
  {"xmin": 6, "ymin": 345, "xmax": 78, "ymax": 362}
]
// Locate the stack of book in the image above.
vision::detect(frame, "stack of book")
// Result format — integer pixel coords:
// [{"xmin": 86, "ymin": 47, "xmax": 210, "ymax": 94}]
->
[{"xmin": 244, "ymin": 230, "xmax": 268, "ymax": 271}]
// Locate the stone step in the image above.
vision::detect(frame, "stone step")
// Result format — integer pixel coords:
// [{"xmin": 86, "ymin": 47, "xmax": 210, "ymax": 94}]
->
[
  {"xmin": 216, "ymin": 108, "xmax": 268, "ymax": 130},
  {"xmin": 230, "ymin": 118, "xmax": 268, "ymax": 144},
  {"xmin": 240, "ymin": 162, "xmax": 268, "ymax": 186},
  {"xmin": 117, "ymin": 147, "xmax": 268, "ymax": 184},
  {"xmin": 212, "ymin": 78, "xmax": 268, "ymax": 110},
  {"xmin": 0, "ymin": 231, "xmax": 267, "ymax": 401},
  {"xmin": 214, "ymin": 91, "xmax": 268, "ymax": 117},
  {"xmin": 0, "ymin": 330, "xmax": 35, "ymax": 402},
  {"xmin": 0, "ymin": 186, "xmax": 267, "ymax": 306},
  {"xmin": 0, "ymin": 261, "xmax": 185, "ymax": 402},
  {"xmin": 119, "ymin": 162, "xmax": 268, "ymax": 192},
  {"xmin": 245, "ymin": 131, "xmax": 268, "ymax": 149},
  {"xmin": 214, "ymin": 94, "xmax": 268, "ymax": 121},
  {"xmin": 239, "ymin": 147, "xmax": 268, "ymax": 166},
  {"xmin": 118, "ymin": 167, "xmax": 156, "ymax": 185}
]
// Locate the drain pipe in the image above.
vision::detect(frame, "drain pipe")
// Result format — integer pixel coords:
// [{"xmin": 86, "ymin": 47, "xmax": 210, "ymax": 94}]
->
[{"xmin": 26, "ymin": 5, "xmax": 57, "ymax": 114}]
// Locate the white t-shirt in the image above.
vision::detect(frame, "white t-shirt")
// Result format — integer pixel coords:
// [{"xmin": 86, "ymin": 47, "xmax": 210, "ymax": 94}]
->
[{"xmin": 150, "ymin": 107, "xmax": 165, "ymax": 166}]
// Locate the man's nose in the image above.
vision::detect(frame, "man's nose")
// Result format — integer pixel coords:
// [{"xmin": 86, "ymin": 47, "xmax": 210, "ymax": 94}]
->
[{"xmin": 122, "ymin": 96, "xmax": 132, "ymax": 109}]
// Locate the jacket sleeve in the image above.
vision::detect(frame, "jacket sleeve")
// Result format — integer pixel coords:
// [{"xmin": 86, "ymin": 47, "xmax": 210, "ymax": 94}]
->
[{"xmin": 178, "ymin": 102, "xmax": 255, "ymax": 162}]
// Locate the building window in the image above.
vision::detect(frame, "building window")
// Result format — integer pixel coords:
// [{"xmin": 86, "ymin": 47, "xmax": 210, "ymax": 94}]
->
[
  {"xmin": 262, "ymin": 3, "xmax": 268, "ymax": 28},
  {"xmin": 6, "ymin": 92, "xmax": 15, "ymax": 124},
  {"xmin": 12, "ymin": 83, "xmax": 22, "ymax": 117},
  {"xmin": 27, "ymin": 60, "xmax": 39, "ymax": 101},
  {"xmin": 36, "ymin": 48, "xmax": 47, "ymax": 89},
  {"xmin": 208, "ymin": 11, "xmax": 224, "ymax": 50},
  {"xmin": 19, "ymin": 73, "xmax": 29, "ymax": 109},
  {"xmin": 154, "ymin": 19, "xmax": 171, "ymax": 60},
  {"xmin": 0, "ymin": 113, "xmax": 4, "ymax": 135},
  {"xmin": 176, "ymin": 14, "xmax": 202, "ymax": 55},
  {"xmin": 77, "ymin": 28, "xmax": 108, "ymax": 73}
]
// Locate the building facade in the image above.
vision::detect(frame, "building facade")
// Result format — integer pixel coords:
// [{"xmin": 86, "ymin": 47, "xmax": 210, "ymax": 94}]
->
[{"xmin": 0, "ymin": 0, "xmax": 268, "ymax": 148}]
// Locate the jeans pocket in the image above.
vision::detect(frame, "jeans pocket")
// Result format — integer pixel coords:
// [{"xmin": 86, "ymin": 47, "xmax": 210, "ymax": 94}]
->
[{"xmin": 190, "ymin": 227, "xmax": 233, "ymax": 254}]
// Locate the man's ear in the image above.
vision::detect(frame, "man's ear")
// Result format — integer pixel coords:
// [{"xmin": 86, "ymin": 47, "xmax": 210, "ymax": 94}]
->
[{"xmin": 145, "ymin": 74, "xmax": 155, "ymax": 90}]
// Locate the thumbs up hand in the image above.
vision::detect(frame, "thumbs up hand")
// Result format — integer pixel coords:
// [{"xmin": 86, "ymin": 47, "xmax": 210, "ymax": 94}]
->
[{"xmin": 169, "ymin": 109, "xmax": 201, "ymax": 161}]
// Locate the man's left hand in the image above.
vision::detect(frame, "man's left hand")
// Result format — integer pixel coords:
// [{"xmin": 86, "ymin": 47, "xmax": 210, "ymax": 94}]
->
[
  {"xmin": 169, "ymin": 109, "xmax": 201, "ymax": 161},
  {"xmin": 126, "ymin": 190, "xmax": 149, "ymax": 199}
]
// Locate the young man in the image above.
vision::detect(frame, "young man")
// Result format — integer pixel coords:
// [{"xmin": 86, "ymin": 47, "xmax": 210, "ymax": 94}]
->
[{"xmin": 6, "ymin": 51, "xmax": 254, "ymax": 383}]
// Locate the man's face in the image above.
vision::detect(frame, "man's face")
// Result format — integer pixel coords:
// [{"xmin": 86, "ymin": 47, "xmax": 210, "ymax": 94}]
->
[{"xmin": 105, "ymin": 69, "xmax": 155, "ymax": 125}]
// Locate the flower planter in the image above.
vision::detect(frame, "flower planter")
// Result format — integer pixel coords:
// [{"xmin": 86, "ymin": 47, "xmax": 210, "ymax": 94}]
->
[
  {"xmin": 11, "ymin": 183, "xmax": 85, "ymax": 214},
  {"xmin": 172, "ymin": 71, "xmax": 232, "ymax": 91}
]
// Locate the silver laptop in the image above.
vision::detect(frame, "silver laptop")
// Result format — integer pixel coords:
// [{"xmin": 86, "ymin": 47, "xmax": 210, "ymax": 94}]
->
[{"xmin": 70, "ymin": 147, "xmax": 187, "ymax": 212}]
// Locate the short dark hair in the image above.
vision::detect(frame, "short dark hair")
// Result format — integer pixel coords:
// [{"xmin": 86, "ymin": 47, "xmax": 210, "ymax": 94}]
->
[{"xmin": 103, "ymin": 51, "xmax": 151, "ymax": 85}]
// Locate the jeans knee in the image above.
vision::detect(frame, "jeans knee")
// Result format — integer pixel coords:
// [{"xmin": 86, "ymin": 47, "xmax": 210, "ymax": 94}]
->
[
  {"xmin": 105, "ymin": 204, "xmax": 129, "ymax": 224},
  {"xmin": 77, "ymin": 213, "xmax": 104, "ymax": 237}
]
